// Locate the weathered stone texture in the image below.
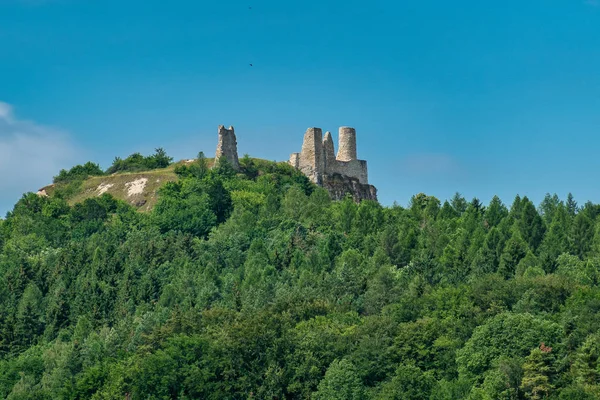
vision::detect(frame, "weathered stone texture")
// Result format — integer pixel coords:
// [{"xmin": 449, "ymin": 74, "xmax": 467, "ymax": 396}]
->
[
  {"xmin": 336, "ymin": 159, "xmax": 368, "ymax": 185},
  {"xmin": 210, "ymin": 123, "xmax": 375, "ymax": 202},
  {"xmin": 322, "ymin": 174, "xmax": 378, "ymax": 202},
  {"xmin": 215, "ymin": 125, "xmax": 240, "ymax": 169},
  {"xmin": 337, "ymin": 127, "xmax": 357, "ymax": 162},
  {"xmin": 289, "ymin": 153, "xmax": 300, "ymax": 169},
  {"xmin": 289, "ymin": 125, "xmax": 376, "ymax": 202},
  {"xmin": 298, "ymin": 128, "xmax": 324, "ymax": 184},
  {"xmin": 323, "ymin": 131, "xmax": 336, "ymax": 174}
]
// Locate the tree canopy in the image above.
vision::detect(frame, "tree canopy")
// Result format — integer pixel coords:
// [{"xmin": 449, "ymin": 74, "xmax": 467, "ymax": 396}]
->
[{"xmin": 1, "ymin": 155, "xmax": 600, "ymax": 398}]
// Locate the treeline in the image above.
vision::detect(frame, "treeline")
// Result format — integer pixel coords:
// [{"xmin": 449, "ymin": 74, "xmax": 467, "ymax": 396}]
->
[
  {"xmin": 2, "ymin": 156, "xmax": 600, "ymax": 398},
  {"xmin": 53, "ymin": 148, "xmax": 173, "ymax": 184}
]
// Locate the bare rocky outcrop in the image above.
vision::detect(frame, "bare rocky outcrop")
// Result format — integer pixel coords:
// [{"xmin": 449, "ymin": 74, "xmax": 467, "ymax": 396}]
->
[
  {"xmin": 215, "ymin": 125, "xmax": 239, "ymax": 170},
  {"xmin": 289, "ymin": 126, "xmax": 377, "ymax": 202},
  {"xmin": 322, "ymin": 174, "xmax": 378, "ymax": 202}
]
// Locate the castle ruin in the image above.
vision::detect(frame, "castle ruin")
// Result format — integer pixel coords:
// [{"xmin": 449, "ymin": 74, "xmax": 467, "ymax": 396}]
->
[
  {"xmin": 213, "ymin": 124, "xmax": 377, "ymax": 202},
  {"xmin": 215, "ymin": 125, "xmax": 239, "ymax": 169},
  {"xmin": 289, "ymin": 127, "xmax": 377, "ymax": 202}
]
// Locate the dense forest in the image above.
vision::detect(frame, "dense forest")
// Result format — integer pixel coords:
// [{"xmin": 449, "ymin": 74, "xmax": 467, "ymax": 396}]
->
[{"xmin": 2, "ymin": 152, "xmax": 600, "ymax": 399}]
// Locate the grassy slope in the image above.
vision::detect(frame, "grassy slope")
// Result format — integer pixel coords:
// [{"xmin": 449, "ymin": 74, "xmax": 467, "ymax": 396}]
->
[
  {"xmin": 69, "ymin": 169, "xmax": 178, "ymax": 212},
  {"xmin": 41, "ymin": 159, "xmax": 217, "ymax": 212}
]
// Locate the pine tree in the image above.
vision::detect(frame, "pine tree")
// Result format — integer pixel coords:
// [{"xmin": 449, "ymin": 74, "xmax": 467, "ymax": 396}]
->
[
  {"xmin": 498, "ymin": 228, "xmax": 528, "ymax": 278},
  {"xmin": 567, "ymin": 193, "xmax": 579, "ymax": 216},
  {"xmin": 510, "ymin": 195, "xmax": 523, "ymax": 218},
  {"xmin": 537, "ymin": 204, "xmax": 570, "ymax": 272},
  {"xmin": 471, "ymin": 227, "xmax": 504, "ymax": 275},
  {"xmin": 570, "ymin": 212, "xmax": 595, "ymax": 259},
  {"xmin": 520, "ymin": 345, "xmax": 554, "ymax": 399},
  {"xmin": 539, "ymin": 193, "xmax": 561, "ymax": 226},
  {"xmin": 14, "ymin": 283, "xmax": 44, "ymax": 348},
  {"xmin": 518, "ymin": 197, "xmax": 545, "ymax": 251},
  {"xmin": 484, "ymin": 195, "xmax": 508, "ymax": 229},
  {"xmin": 451, "ymin": 192, "xmax": 468, "ymax": 215},
  {"xmin": 572, "ymin": 334, "xmax": 600, "ymax": 386}
]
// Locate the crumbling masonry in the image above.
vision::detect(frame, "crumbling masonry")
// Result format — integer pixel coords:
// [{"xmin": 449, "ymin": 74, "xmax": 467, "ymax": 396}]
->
[
  {"xmin": 215, "ymin": 125, "xmax": 239, "ymax": 170},
  {"xmin": 214, "ymin": 124, "xmax": 377, "ymax": 202},
  {"xmin": 289, "ymin": 127, "xmax": 377, "ymax": 202}
]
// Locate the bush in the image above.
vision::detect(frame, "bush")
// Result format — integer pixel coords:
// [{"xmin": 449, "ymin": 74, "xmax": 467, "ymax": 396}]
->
[
  {"xmin": 53, "ymin": 162, "xmax": 104, "ymax": 184},
  {"xmin": 105, "ymin": 148, "xmax": 173, "ymax": 174}
]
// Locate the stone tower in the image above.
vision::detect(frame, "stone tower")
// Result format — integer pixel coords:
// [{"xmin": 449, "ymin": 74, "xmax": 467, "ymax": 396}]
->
[
  {"xmin": 322, "ymin": 131, "xmax": 335, "ymax": 175},
  {"xmin": 215, "ymin": 125, "xmax": 239, "ymax": 170},
  {"xmin": 337, "ymin": 127, "xmax": 357, "ymax": 161},
  {"xmin": 289, "ymin": 126, "xmax": 377, "ymax": 202},
  {"xmin": 298, "ymin": 127, "xmax": 325, "ymax": 184}
]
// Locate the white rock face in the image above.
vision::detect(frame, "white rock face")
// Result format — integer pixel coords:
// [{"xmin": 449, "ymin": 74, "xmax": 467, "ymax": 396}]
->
[
  {"xmin": 96, "ymin": 183, "xmax": 114, "ymax": 195},
  {"xmin": 125, "ymin": 178, "xmax": 148, "ymax": 197}
]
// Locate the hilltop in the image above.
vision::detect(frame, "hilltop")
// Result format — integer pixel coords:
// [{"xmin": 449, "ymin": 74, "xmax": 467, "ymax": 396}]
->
[
  {"xmin": 39, "ymin": 159, "xmax": 203, "ymax": 212},
  {"xmin": 35, "ymin": 123, "xmax": 379, "ymax": 210}
]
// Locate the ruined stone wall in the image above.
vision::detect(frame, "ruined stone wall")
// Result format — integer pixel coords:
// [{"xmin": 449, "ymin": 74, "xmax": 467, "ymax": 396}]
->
[
  {"xmin": 215, "ymin": 125, "xmax": 240, "ymax": 169},
  {"xmin": 298, "ymin": 127, "xmax": 324, "ymax": 184},
  {"xmin": 335, "ymin": 159, "xmax": 368, "ymax": 184},
  {"xmin": 325, "ymin": 127, "xmax": 368, "ymax": 184},
  {"xmin": 289, "ymin": 125, "xmax": 376, "ymax": 202},
  {"xmin": 322, "ymin": 131, "xmax": 336, "ymax": 175},
  {"xmin": 289, "ymin": 153, "xmax": 300, "ymax": 169}
]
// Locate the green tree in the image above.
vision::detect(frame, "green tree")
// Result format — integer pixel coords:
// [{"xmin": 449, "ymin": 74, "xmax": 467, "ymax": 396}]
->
[
  {"xmin": 570, "ymin": 212, "xmax": 595, "ymax": 259},
  {"xmin": 375, "ymin": 363, "xmax": 435, "ymax": 400},
  {"xmin": 517, "ymin": 197, "xmax": 545, "ymax": 251},
  {"xmin": 14, "ymin": 284, "xmax": 44, "ymax": 349},
  {"xmin": 567, "ymin": 193, "xmax": 578, "ymax": 216},
  {"xmin": 538, "ymin": 193, "xmax": 561, "ymax": 226},
  {"xmin": 484, "ymin": 196, "xmax": 508, "ymax": 228},
  {"xmin": 457, "ymin": 313, "xmax": 562, "ymax": 380},
  {"xmin": 451, "ymin": 192, "xmax": 468, "ymax": 215},
  {"xmin": 313, "ymin": 359, "xmax": 365, "ymax": 400},
  {"xmin": 520, "ymin": 346, "xmax": 554, "ymax": 399},
  {"xmin": 498, "ymin": 229, "xmax": 528, "ymax": 278}
]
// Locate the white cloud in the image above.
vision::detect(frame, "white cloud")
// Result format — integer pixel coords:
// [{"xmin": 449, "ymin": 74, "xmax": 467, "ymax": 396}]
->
[
  {"xmin": 0, "ymin": 101, "xmax": 78, "ymax": 213},
  {"xmin": 0, "ymin": 102, "xmax": 13, "ymax": 121}
]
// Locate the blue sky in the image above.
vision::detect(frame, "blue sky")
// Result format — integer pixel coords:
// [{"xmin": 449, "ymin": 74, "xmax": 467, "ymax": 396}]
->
[{"xmin": 1, "ymin": 0, "xmax": 599, "ymax": 214}]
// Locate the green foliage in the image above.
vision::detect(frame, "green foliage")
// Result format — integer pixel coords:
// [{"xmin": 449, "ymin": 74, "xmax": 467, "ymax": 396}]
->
[
  {"xmin": 105, "ymin": 147, "xmax": 173, "ymax": 174},
  {"xmin": 51, "ymin": 162, "xmax": 106, "ymax": 201},
  {"xmin": 53, "ymin": 161, "xmax": 104, "ymax": 184},
  {"xmin": 520, "ymin": 346, "xmax": 555, "ymax": 399},
  {"xmin": 375, "ymin": 363, "xmax": 436, "ymax": 399},
  {"xmin": 1, "ymin": 161, "xmax": 599, "ymax": 397},
  {"xmin": 174, "ymin": 152, "xmax": 210, "ymax": 179},
  {"xmin": 313, "ymin": 359, "xmax": 365, "ymax": 400},
  {"xmin": 456, "ymin": 313, "xmax": 562, "ymax": 380}
]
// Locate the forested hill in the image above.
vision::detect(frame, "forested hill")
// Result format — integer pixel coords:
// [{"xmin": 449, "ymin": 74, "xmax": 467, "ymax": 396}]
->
[{"xmin": 2, "ymin": 151, "xmax": 600, "ymax": 399}]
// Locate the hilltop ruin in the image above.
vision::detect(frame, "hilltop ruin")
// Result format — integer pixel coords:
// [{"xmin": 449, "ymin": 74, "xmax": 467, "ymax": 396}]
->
[
  {"xmin": 214, "ymin": 124, "xmax": 377, "ymax": 202},
  {"xmin": 288, "ymin": 127, "xmax": 377, "ymax": 202},
  {"xmin": 214, "ymin": 125, "xmax": 240, "ymax": 170}
]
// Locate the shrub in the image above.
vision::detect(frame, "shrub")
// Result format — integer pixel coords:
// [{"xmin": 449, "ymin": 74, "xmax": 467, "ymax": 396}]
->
[
  {"xmin": 105, "ymin": 148, "xmax": 173, "ymax": 174},
  {"xmin": 53, "ymin": 162, "xmax": 104, "ymax": 184}
]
